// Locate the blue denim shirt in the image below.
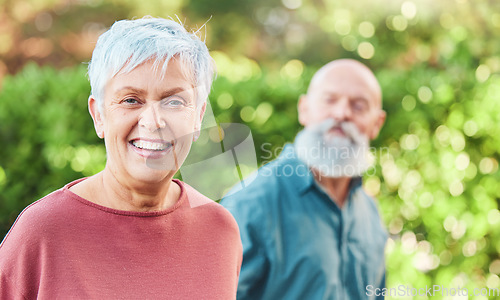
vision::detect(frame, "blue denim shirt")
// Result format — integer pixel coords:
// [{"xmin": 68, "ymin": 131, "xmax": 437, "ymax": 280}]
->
[{"xmin": 221, "ymin": 144, "xmax": 387, "ymax": 300}]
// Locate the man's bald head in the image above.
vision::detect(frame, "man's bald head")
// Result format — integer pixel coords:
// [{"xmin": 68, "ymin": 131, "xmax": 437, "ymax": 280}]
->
[
  {"xmin": 307, "ymin": 59, "xmax": 382, "ymax": 108},
  {"xmin": 299, "ymin": 59, "xmax": 385, "ymax": 140}
]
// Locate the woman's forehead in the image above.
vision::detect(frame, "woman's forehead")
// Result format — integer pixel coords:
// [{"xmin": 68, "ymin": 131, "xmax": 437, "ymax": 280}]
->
[
  {"xmin": 105, "ymin": 60, "xmax": 196, "ymax": 98},
  {"xmin": 119, "ymin": 59, "xmax": 193, "ymax": 84}
]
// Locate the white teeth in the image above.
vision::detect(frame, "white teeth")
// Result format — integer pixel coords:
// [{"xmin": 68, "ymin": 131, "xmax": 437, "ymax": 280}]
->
[{"xmin": 132, "ymin": 140, "xmax": 169, "ymax": 151}]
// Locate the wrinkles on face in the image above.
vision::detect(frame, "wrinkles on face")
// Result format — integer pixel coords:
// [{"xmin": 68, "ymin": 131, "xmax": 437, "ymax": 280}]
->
[
  {"xmin": 300, "ymin": 61, "xmax": 384, "ymax": 140},
  {"xmin": 96, "ymin": 59, "xmax": 203, "ymax": 185}
]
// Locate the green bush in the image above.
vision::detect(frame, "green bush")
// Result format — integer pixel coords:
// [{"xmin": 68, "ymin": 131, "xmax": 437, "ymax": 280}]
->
[
  {"xmin": 1, "ymin": 52, "xmax": 500, "ymax": 295},
  {"xmin": 0, "ymin": 63, "xmax": 105, "ymax": 237}
]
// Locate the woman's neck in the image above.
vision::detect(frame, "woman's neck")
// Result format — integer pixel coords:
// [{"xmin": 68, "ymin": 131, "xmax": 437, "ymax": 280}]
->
[{"xmin": 70, "ymin": 170, "xmax": 180, "ymax": 212}]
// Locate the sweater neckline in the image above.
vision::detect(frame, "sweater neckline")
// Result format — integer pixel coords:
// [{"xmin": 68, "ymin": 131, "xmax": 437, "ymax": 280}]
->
[{"xmin": 62, "ymin": 177, "xmax": 186, "ymax": 217}]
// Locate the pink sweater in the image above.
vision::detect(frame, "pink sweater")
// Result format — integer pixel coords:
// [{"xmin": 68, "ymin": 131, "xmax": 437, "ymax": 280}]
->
[{"xmin": 0, "ymin": 179, "xmax": 242, "ymax": 299}]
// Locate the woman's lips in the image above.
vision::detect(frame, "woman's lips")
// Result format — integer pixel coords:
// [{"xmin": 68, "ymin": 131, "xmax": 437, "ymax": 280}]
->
[{"xmin": 129, "ymin": 139, "xmax": 173, "ymax": 158}]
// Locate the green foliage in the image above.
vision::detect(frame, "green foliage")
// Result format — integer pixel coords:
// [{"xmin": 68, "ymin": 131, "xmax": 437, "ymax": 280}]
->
[
  {"xmin": 1, "ymin": 0, "xmax": 500, "ymax": 297},
  {"xmin": 0, "ymin": 63, "xmax": 105, "ymax": 237}
]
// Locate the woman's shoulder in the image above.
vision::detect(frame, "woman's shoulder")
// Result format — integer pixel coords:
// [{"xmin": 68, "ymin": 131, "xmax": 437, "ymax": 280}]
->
[
  {"xmin": 177, "ymin": 180, "xmax": 215, "ymax": 208},
  {"xmin": 177, "ymin": 180, "xmax": 239, "ymax": 228},
  {"xmin": 9, "ymin": 189, "xmax": 66, "ymax": 227},
  {"xmin": 1, "ymin": 180, "xmax": 85, "ymax": 248}
]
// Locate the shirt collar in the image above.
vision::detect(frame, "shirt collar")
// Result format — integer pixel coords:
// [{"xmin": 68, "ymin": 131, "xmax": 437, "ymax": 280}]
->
[{"xmin": 276, "ymin": 144, "xmax": 315, "ymax": 195}]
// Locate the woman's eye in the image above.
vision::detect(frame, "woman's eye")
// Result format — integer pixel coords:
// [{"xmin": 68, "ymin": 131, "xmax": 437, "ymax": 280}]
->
[
  {"xmin": 122, "ymin": 98, "xmax": 139, "ymax": 104},
  {"xmin": 169, "ymin": 100, "xmax": 183, "ymax": 106},
  {"xmin": 163, "ymin": 96, "xmax": 185, "ymax": 107}
]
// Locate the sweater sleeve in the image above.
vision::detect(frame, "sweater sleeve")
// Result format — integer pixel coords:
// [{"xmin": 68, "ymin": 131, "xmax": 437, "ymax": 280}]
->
[
  {"xmin": 0, "ymin": 273, "xmax": 28, "ymax": 300},
  {"xmin": 0, "ymin": 195, "xmax": 54, "ymax": 300},
  {"xmin": 0, "ymin": 217, "xmax": 38, "ymax": 300}
]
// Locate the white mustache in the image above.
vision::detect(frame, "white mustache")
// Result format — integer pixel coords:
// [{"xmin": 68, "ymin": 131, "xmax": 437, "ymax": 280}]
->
[{"xmin": 307, "ymin": 119, "xmax": 368, "ymax": 147}]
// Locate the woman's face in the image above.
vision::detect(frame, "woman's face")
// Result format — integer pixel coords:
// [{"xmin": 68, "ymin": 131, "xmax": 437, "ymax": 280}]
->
[{"xmin": 89, "ymin": 59, "xmax": 205, "ymax": 186}]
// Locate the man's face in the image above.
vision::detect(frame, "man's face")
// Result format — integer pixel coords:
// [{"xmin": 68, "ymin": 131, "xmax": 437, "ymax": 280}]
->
[
  {"xmin": 295, "ymin": 61, "xmax": 385, "ymax": 178},
  {"xmin": 298, "ymin": 63, "xmax": 385, "ymax": 141},
  {"xmin": 89, "ymin": 59, "xmax": 205, "ymax": 185}
]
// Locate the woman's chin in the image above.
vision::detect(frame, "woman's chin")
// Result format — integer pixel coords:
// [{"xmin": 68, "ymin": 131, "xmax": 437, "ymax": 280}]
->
[
  {"xmin": 144, "ymin": 158, "xmax": 180, "ymax": 172},
  {"xmin": 129, "ymin": 168, "xmax": 174, "ymax": 184}
]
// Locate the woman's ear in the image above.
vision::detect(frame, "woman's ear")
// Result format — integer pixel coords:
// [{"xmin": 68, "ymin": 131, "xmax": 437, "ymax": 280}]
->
[
  {"xmin": 195, "ymin": 102, "xmax": 207, "ymax": 132},
  {"xmin": 192, "ymin": 102, "xmax": 206, "ymax": 142},
  {"xmin": 88, "ymin": 96, "xmax": 105, "ymax": 139}
]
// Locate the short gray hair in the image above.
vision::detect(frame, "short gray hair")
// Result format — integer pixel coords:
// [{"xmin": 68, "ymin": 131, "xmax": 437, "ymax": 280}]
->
[{"xmin": 88, "ymin": 16, "xmax": 215, "ymax": 109}]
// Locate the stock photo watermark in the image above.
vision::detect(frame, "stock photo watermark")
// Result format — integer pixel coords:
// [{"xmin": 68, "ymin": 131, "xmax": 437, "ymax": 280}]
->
[
  {"xmin": 261, "ymin": 142, "xmax": 390, "ymax": 178},
  {"xmin": 366, "ymin": 284, "xmax": 500, "ymax": 298}
]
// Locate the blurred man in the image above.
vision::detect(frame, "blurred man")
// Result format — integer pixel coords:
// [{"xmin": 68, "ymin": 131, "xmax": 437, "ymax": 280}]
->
[{"xmin": 221, "ymin": 59, "xmax": 387, "ymax": 299}]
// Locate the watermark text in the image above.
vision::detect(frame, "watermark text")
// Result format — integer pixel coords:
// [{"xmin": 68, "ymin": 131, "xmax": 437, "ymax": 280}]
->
[{"xmin": 366, "ymin": 284, "xmax": 500, "ymax": 297}]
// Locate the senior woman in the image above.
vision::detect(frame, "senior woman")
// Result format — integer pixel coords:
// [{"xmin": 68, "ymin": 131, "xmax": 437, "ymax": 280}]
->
[{"xmin": 0, "ymin": 17, "xmax": 242, "ymax": 299}]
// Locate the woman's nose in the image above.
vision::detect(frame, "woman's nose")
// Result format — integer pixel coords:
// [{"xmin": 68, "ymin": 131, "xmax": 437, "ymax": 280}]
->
[{"xmin": 138, "ymin": 103, "xmax": 166, "ymax": 131}]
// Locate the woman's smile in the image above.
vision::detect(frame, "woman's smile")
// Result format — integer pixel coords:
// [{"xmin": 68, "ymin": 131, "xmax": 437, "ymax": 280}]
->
[{"xmin": 129, "ymin": 138, "xmax": 174, "ymax": 158}]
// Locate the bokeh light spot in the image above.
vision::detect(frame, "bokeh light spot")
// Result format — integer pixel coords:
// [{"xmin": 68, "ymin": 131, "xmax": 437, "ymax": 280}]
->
[
  {"xmin": 444, "ymin": 215, "xmax": 457, "ymax": 232},
  {"xmin": 462, "ymin": 241, "xmax": 477, "ymax": 257},
  {"xmin": 419, "ymin": 192, "xmax": 434, "ymax": 208},
  {"xmin": 280, "ymin": 59, "xmax": 304, "ymax": 80},
  {"xmin": 0, "ymin": 34, "xmax": 14, "ymax": 55},
  {"xmin": 455, "ymin": 153, "xmax": 470, "ymax": 171},
  {"xmin": 418, "ymin": 86, "xmax": 432, "ymax": 103},
  {"xmin": 389, "ymin": 217, "xmax": 403, "ymax": 235},
  {"xmin": 254, "ymin": 102, "xmax": 274, "ymax": 125},
  {"xmin": 489, "ymin": 259, "xmax": 500, "ymax": 274},
  {"xmin": 402, "ymin": 95, "xmax": 416, "ymax": 111},
  {"xmin": 487, "ymin": 274, "xmax": 500, "ymax": 289},
  {"xmin": 240, "ymin": 106, "xmax": 256, "ymax": 122},
  {"xmin": 450, "ymin": 133, "xmax": 465, "ymax": 152},
  {"xmin": 358, "ymin": 21, "xmax": 375, "ymax": 38},
  {"xmin": 392, "ymin": 15, "xmax": 408, "ymax": 31},
  {"xmin": 341, "ymin": 35, "xmax": 358, "ymax": 51},
  {"xmin": 400, "ymin": 134, "xmax": 420, "ymax": 150},
  {"xmin": 435, "ymin": 125, "xmax": 450, "ymax": 146},
  {"xmin": 35, "ymin": 12, "xmax": 53, "ymax": 32},
  {"xmin": 415, "ymin": 44, "xmax": 431, "ymax": 61},
  {"xmin": 476, "ymin": 64, "xmax": 491, "ymax": 82},
  {"xmin": 21, "ymin": 38, "xmax": 53, "ymax": 58},
  {"xmin": 357, "ymin": 42, "xmax": 375, "ymax": 59},
  {"xmin": 401, "ymin": 231, "xmax": 417, "ymax": 254},
  {"xmin": 335, "ymin": 19, "xmax": 351, "ymax": 36},
  {"xmin": 463, "ymin": 120, "xmax": 478, "ymax": 137},
  {"xmin": 364, "ymin": 177, "xmax": 381, "ymax": 196},
  {"xmin": 488, "ymin": 210, "xmax": 500, "ymax": 226},
  {"xmin": 401, "ymin": 1, "xmax": 417, "ymax": 19},
  {"xmin": 217, "ymin": 92, "xmax": 234, "ymax": 109},
  {"xmin": 451, "ymin": 220, "xmax": 467, "ymax": 239},
  {"xmin": 282, "ymin": 0, "xmax": 302, "ymax": 10},
  {"xmin": 209, "ymin": 126, "xmax": 224, "ymax": 143},
  {"xmin": 449, "ymin": 180, "xmax": 464, "ymax": 196},
  {"xmin": 479, "ymin": 157, "xmax": 498, "ymax": 174},
  {"xmin": 439, "ymin": 250, "xmax": 452, "ymax": 266}
]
